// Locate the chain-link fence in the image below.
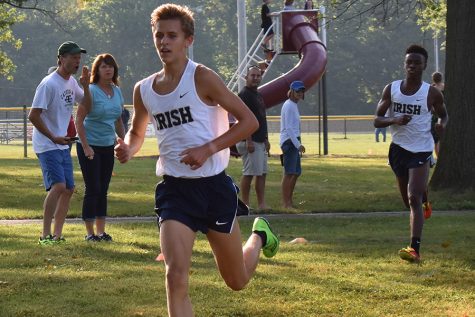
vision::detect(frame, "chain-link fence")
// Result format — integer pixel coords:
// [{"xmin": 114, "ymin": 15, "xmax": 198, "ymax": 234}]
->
[
  {"xmin": 1, "ymin": 105, "xmax": 376, "ymax": 157},
  {"xmin": 266, "ymin": 115, "xmax": 374, "ymax": 136}
]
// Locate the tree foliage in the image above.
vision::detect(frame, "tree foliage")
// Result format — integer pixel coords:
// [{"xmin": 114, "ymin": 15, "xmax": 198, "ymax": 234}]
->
[
  {"xmin": 0, "ymin": 0, "xmax": 442, "ymax": 116},
  {"xmin": 0, "ymin": 0, "xmax": 69, "ymax": 80},
  {"xmin": 1, "ymin": 0, "xmax": 472, "ymax": 192},
  {"xmin": 416, "ymin": 0, "xmax": 446, "ymax": 37},
  {"xmin": 315, "ymin": 0, "xmax": 444, "ymax": 115},
  {"xmin": 0, "ymin": 2, "xmax": 24, "ymax": 80}
]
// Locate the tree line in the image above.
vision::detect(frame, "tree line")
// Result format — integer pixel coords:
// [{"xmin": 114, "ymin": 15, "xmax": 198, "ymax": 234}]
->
[
  {"xmin": 0, "ymin": 0, "xmax": 443, "ymax": 116},
  {"xmin": 2, "ymin": 0, "xmax": 475, "ymax": 191}
]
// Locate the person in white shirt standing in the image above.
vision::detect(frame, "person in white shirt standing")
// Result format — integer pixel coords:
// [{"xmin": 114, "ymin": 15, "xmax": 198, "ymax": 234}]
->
[
  {"xmin": 29, "ymin": 41, "xmax": 91, "ymax": 245},
  {"xmin": 280, "ymin": 80, "xmax": 306, "ymax": 209}
]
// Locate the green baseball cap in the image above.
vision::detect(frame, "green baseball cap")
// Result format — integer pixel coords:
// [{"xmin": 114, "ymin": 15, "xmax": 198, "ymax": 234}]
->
[{"xmin": 57, "ymin": 41, "xmax": 87, "ymax": 56}]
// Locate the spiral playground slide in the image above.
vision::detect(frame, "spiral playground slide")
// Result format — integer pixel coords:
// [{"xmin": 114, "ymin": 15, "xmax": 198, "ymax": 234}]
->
[{"xmin": 258, "ymin": 11, "xmax": 327, "ymax": 108}]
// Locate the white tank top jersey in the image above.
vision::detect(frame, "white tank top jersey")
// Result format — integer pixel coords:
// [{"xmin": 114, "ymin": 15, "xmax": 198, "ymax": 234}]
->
[
  {"xmin": 138, "ymin": 60, "xmax": 230, "ymax": 177},
  {"xmin": 389, "ymin": 80, "xmax": 434, "ymax": 153}
]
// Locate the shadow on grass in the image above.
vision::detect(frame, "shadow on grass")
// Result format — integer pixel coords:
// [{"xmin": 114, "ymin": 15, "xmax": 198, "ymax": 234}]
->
[
  {"xmin": 2, "ymin": 156, "xmax": 475, "ymax": 218},
  {"xmin": 1, "ymin": 215, "xmax": 474, "ymax": 317}
]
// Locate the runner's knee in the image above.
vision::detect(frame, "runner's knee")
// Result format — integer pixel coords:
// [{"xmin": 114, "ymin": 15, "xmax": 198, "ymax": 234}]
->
[
  {"xmin": 408, "ymin": 191, "xmax": 423, "ymax": 207},
  {"xmin": 165, "ymin": 264, "xmax": 189, "ymax": 293},
  {"xmin": 223, "ymin": 275, "xmax": 248, "ymax": 291}
]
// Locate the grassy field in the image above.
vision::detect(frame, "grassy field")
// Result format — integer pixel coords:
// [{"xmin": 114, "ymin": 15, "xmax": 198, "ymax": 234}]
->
[
  {"xmin": 1, "ymin": 134, "xmax": 474, "ymax": 316},
  {"xmin": 1, "ymin": 133, "xmax": 475, "ymax": 219},
  {"xmin": 0, "ymin": 132, "xmax": 391, "ymax": 158},
  {"xmin": 1, "ymin": 214, "xmax": 474, "ymax": 317}
]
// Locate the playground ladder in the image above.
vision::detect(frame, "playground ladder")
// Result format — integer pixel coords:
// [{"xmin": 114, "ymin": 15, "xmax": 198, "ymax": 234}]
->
[{"xmin": 227, "ymin": 16, "xmax": 281, "ymax": 93}]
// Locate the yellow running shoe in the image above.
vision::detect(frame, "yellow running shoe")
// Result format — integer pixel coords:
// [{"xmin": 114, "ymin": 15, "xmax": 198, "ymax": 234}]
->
[{"xmin": 399, "ymin": 246, "xmax": 421, "ymax": 263}]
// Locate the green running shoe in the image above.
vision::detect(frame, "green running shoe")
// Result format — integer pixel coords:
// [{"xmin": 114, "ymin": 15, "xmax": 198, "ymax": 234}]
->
[
  {"xmin": 38, "ymin": 235, "xmax": 54, "ymax": 245},
  {"xmin": 252, "ymin": 217, "xmax": 279, "ymax": 258},
  {"xmin": 52, "ymin": 235, "xmax": 66, "ymax": 244}
]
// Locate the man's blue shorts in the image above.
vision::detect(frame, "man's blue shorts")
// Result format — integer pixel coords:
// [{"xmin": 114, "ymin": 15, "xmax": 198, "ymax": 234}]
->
[
  {"xmin": 37, "ymin": 149, "xmax": 74, "ymax": 191},
  {"xmin": 281, "ymin": 139, "xmax": 301, "ymax": 176},
  {"xmin": 154, "ymin": 171, "xmax": 239, "ymax": 234}
]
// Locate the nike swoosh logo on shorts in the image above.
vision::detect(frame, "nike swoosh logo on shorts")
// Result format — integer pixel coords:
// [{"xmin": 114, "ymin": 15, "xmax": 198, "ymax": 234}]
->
[{"xmin": 216, "ymin": 220, "xmax": 228, "ymax": 226}]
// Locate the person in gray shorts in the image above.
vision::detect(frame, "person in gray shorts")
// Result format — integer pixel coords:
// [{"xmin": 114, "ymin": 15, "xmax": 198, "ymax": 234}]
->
[{"xmin": 236, "ymin": 66, "xmax": 271, "ymax": 210}]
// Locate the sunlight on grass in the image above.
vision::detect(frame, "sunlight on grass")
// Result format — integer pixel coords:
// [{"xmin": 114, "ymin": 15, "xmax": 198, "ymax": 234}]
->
[
  {"xmin": 1, "ymin": 140, "xmax": 475, "ymax": 218},
  {"xmin": 1, "ymin": 215, "xmax": 474, "ymax": 317}
]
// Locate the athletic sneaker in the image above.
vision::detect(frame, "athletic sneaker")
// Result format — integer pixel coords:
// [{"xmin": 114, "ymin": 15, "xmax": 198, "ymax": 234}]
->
[
  {"xmin": 52, "ymin": 235, "xmax": 66, "ymax": 244},
  {"xmin": 399, "ymin": 246, "xmax": 421, "ymax": 263},
  {"xmin": 252, "ymin": 217, "xmax": 279, "ymax": 258},
  {"xmin": 98, "ymin": 232, "xmax": 113, "ymax": 242},
  {"xmin": 423, "ymin": 202, "xmax": 432, "ymax": 220},
  {"xmin": 85, "ymin": 234, "xmax": 100, "ymax": 242},
  {"xmin": 38, "ymin": 234, "xmax": 54, "ymax": 245},
  {"xmin": 38, "ymin": 235, "xmax": 65, "ymax": 245}
]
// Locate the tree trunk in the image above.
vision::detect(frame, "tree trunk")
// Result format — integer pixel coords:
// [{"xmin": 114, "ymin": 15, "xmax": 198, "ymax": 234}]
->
[{"xmin": 430, "ymin": 0, "xmax": 475, "ymax": 190}]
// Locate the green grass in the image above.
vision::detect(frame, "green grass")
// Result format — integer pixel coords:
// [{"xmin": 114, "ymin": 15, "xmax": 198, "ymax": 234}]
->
[
  {"xmin": 1, "ymin": 133, "xmax": 475, "ymax": 219},
  {"xmin": 1, "ymin": 214, "xmax": 474, "ymax": 317},
  {"xmin": 1, "ymin": 134, "xmax": 474, "ymax": 316}
]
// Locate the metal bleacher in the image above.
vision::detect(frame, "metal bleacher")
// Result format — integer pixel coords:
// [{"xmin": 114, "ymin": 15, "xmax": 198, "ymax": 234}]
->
[{"xmin": 0, "ymin": 106, "xmax": 30, "ymax": 144}]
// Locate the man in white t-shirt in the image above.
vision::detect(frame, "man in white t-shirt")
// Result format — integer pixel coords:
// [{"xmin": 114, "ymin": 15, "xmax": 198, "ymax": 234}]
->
[{"xmin": 29, "ymin": 41, "xmax": 91, "ymax": 245}]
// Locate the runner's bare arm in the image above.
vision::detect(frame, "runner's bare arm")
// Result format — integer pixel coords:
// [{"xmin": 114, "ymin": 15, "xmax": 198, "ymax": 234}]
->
[
  {"xmin": 196, "ymin": 65, "xmax": 258, "ymax": 151},
  {"xmin": 179, "ymin": 65, "xmax": 258, "ymax": 170},
  {"xmin": 374, "ymin": 84, "xmax": 411, "ymax": 127}
]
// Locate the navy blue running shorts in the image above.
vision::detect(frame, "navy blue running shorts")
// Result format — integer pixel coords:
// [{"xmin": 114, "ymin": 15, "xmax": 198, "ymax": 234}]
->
[
  {"xmin": 388, "ymin": 143, "xmax": 432, "ymax": 178},
  {"xmin": 154, "ymin": 171, "xmax": 239, "ymax": 234}
]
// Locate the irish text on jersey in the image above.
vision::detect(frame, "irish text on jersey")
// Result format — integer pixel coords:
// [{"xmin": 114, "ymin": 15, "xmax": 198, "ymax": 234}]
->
[
  {"xmin": 153, "ymin": 106, "xmax": 194, "ymax": 130},
  {"xmin": 392, "ymin": 102, "xmax": 422, "ymax": 115}
]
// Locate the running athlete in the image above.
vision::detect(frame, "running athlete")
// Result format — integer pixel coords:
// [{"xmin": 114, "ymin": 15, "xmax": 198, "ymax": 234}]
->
[
  {"xmin": 114, "ymin": 4, "xmax": 279, "ymax": 316},
  {"xmin": 374, "ymin": 44, "xmax": 448, "ymax": 263}
]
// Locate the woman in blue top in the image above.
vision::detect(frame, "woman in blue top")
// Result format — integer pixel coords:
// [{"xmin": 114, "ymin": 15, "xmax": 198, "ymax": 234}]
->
[{"xmin": 76, "ymin": 53, "xmax": 125, "ymax": 241}]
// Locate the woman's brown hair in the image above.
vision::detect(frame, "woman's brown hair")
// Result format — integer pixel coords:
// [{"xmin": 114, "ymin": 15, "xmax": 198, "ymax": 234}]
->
[{"xmin": 90, "ymin": 53, "xmax": 120, "ymax": 86}]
